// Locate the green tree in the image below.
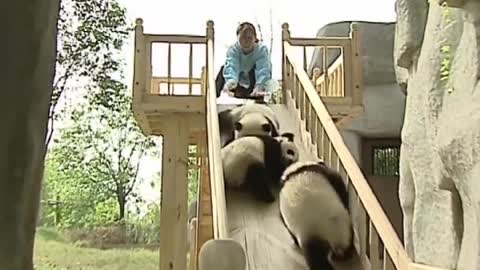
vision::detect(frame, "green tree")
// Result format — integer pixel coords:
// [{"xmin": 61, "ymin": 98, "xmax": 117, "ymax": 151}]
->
[
  {"xmin": 45, "ymin": 0, "xmax": 159, "ymax": 224},
  {"xmin": 42, "ymin": 150, "xmax": 107, "ymax": 228},
  {"xmin": 47, "ymin": 0, "xmax": 130, "ymax": 149},
  {"xmin": 49, "ymin": 87, "xmax": 158, "ymax": 222}
]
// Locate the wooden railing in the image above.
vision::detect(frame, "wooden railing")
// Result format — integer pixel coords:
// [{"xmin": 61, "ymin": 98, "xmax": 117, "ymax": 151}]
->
[
  {"xmin": 312, "ymin": 55, "xmax": 345, "ymax": 96},
  {"xmin": 204, "ymin": 21, "xmax": 229, "ymax": 240},
  {"xmin": 150, "ymin": 76, "xmax": 204, "ymax": 95},
  {"xmin": 281, "ymin": 23, "xmax": 448, "ymax": 270},
  {"xmin": 133, "ymin": 19, "xmax": 207, "ymax": 97},
  {"xmin": 281, "ymin": 23, "xmax": 362, "ymax": 108}
]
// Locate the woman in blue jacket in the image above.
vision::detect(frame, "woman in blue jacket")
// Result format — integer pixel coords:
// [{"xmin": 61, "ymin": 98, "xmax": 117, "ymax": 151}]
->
[{"xmin": 215, "ymin": 22, "xmax": 273, "ymax": 101}]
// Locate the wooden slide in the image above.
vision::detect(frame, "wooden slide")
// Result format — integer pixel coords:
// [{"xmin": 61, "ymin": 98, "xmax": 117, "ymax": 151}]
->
[{"xmin": 221, "ymin": 103, "xmax": 363, "ymax": 270}]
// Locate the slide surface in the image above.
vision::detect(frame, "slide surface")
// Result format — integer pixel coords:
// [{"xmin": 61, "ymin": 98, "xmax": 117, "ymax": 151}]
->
[{"xmin": 221, "ymin": 103, "xmax": 362, "ymax": 270}]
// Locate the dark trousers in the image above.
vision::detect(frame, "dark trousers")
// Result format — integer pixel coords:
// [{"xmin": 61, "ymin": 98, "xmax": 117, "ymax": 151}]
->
[{"xmin": 215, "ymin": 65, "xmax": 258, "ymax": 99}]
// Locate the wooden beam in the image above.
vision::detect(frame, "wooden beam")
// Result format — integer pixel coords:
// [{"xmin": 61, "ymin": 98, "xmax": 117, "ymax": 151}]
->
[
  {"xmin": 141, "ymin": 95, "xmax": 205, "ymax": 114},
  {"xmin": 159, "ymin": 117, "xmax": 189, "ymax": 270}
]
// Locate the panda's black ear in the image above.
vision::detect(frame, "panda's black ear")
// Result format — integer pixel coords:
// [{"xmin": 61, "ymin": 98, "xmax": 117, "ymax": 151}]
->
[
  {"xmin": 281, "ymin": 132, "xmax": 294, "ymax": 142},
  {"xmin": 234, "ymin": 121, "xmax": 243, "ymax": 131}
]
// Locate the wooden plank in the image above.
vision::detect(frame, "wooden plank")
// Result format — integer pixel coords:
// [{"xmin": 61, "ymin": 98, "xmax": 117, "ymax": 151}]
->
[
  {"xmin": 205, "ymin": 38, "xmax": 228, "ymax": 239},
  {"xmin": 141, "ymin": 95, "xmax": 205, "ymax": 114},
  {"xmin": 148, "ymin": 114, "xmax": 206, "ymax": 135},
  {"xmin": 188, "ymin": 218, "xmax": 198, "ymax": 270},
  {"xmin": 288, "ymin": 37, "xmax": 351, "ymax": 47},
  {"xmin": 152, "ymin": 76, "xmax": 202, "ymax": 84},
  {"xmin": 196, "ymin": 138, "xmax": 214, "ymax": 254},
  {"xmin": 409, "ymin": 263, "xmax": 451, "ymax": 270},
  {"xmin": 145, "ymin": 34, "xmax": 207, "ymax": 44}
]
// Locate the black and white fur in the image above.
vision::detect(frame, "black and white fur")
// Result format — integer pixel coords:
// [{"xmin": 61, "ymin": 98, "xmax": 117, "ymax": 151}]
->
[
  {"xmin": 218, "ymin": 101, "xmax": 280, "ymax": 147},
  {"xmin": 218, "ymin": 109, "xmax": 236, "ymax": 147},
  {"xmin": 221, "ymin": 132, "xmax": 299, "ymax": 203},
  {"xmin": 234, "ymin": 111, "xmax": 277, "ymax": 139},
  {"xmin": 279, "ymin": 160, "xmax": 355, "ymax": 270}
]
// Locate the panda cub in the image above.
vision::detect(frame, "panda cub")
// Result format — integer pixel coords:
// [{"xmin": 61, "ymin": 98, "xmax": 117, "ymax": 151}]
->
[
  {"xmin": 221, "ymin": 132, "xmax": 299, "ymax": 203},
  {"xmin": 218, "ymin": 101, "xmax": 280, "ymax": 147},
  {"xmin": 234, "ymin": 102, "xmax": 280, "ymax": 136},
  {"xmin": 234, "ymin": 112, "xmax": 277, "ymax": 140},
  {"xmin": 279, "ymin": 160, "xmax": 355, "ymax": 270}
]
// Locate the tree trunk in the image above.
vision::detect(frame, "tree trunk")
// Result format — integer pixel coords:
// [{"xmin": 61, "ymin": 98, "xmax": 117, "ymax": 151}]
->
[
  {"xmin": 117, "ymin": 195, "xmax": 126, "ymax": 221},
  {"xmin": 0, "ymin": 1, "xmax": 60, "ymax": 270}
]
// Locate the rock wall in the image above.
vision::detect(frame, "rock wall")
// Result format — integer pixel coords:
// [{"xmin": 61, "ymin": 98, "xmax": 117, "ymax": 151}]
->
[
  {"xmin": 1, "ymin": 1, "xmax": 60, "ymax": 270},
  {"xmin": 394, "ymin": 0, "xmax": 480, "ymax": 269}
]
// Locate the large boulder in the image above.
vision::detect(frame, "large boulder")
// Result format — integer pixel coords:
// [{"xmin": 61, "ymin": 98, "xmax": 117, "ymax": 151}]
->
[
  {"xmin": 307, "ymin": 21, "xmax": 397, "ymax": 85},
  {"xmin": 394, "ymin": 0, "xmax": 480, "ymax": 269}
]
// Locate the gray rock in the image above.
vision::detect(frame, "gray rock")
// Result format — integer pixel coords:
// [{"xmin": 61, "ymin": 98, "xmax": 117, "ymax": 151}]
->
[{"xmin": 394, "ymin": 0, "xmax": 480, "ymax": 269}]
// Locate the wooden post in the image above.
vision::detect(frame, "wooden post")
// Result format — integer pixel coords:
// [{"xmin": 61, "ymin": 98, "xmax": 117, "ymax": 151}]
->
[
  {"xmin": 188, "ymin": 218, "xmax": 198, "ymax": 270},
  {"xmin": 54, "ymin": 195, "xmax": 61, "ymax": 226},
  {"xmin": 132, "ymin": 18, "xmax": 152, "ymax": 135},
  {"xmin": 159, "ymin": 116, "xmax": 190, "ymax": 270},
  {"xmin": 205, "ymin": 20, "xmax": 214, "ymax": 91},
  {"xmin": 281, "ymin": 23, "xmax": 290, "ymax": 104},
  {"xmin": 349, "ymin": 23, "xmax": 363, "ymax": 108},
  {"xmin": 134, "ymin": 18, "xmax": 146, "ymax": 97},
  {"xmin": 196, "ymin": 135, "xmax": 214, "ymax": 257}
]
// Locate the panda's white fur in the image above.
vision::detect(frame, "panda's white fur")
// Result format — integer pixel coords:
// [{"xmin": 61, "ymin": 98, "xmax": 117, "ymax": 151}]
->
[
  {"xmin": 279, "ymin": 160, "xmax": 355, "ymax": 270},
  {"xmin": 218, "ymin": 102, "xmax": 280, "ymax": 147},
  {"xmin": 231, "ymin": 102, "xmax": 280, "ymax": 132},
  {"xmin": 234, "ymin": 112, "xmax": 276, "ymax": 139},
  {"xmin": 221, "ymin": 132, "xmax": 299, "ymax": 203}
]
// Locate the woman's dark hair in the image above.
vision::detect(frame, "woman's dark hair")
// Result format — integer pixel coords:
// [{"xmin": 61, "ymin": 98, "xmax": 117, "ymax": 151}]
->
[{"xmin": 236, "ymin": 22, "xmax": 259, "ymax": 43}]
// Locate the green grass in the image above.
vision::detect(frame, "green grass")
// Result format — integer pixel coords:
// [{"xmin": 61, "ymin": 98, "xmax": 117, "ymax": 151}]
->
[{"xmin": 34, "ymin": 228, "xmax": 159, "ymax": 270}]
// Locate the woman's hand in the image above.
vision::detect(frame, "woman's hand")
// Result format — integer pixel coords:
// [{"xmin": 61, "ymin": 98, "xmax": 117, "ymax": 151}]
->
[
  {"xmin": 251, "ymin": 85, "xmax": 265, "ymax": 97},
  {"xmin": 223, "ymin": 80, "xmax": 237, "ymax": 92}
]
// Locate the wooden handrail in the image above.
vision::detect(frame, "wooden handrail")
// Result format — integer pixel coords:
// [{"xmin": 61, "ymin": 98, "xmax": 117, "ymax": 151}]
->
[
  {"xmin": 134, "ymin": 22, "xmax": 206, "ymax": 96},
  {"xmin": 288, "ymin": 36, "xmax": 351, "ymax": 47},
  {"xmin": 152, "ymin": 76, "xmax": 203, "ymax": 84},
  {"xmin": 145, "ymin": 34, "xmax": 207, "ymax": 44},
  {"xmin": 285, "ymin": 41, "xmax": 410, "ymax": 267},
  {"xmin": 283, "ymin": 40, "xmax": 448, "ymax": 270},
  {"xmin": 205, "ymin": 23, "xmax": 228, "ymax": 239}
]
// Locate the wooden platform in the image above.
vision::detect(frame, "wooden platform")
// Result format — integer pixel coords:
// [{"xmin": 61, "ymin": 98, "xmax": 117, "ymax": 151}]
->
[{"xmin": 133, "ymin": 95, "xmax": 206, "ymax": 136}]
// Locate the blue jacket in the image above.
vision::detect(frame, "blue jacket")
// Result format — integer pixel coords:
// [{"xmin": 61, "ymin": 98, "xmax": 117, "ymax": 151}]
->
[{"xmin": 223, "ymin": 41, "xmax": 272, "ymax": 88}]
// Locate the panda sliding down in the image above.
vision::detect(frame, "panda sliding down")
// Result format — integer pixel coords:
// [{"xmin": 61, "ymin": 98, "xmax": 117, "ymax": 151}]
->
[
  {"xmin": 279, "ymin": 160, "xmax": 356, "ymax": 270},
  {"xmin": 218, "ymin": 100, "xmax": 280, "ymax": 146},
  {"xmin": 221, "ymin": 132, "xmax": 299, "ymax": 203}
]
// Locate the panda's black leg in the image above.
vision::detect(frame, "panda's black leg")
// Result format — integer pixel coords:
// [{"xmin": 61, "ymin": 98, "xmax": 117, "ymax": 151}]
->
[
  {"xmin": 279, "ymin": 212, "xmax": 300, "ymax": 247},
  {"xmin": 303, "ymin": 237, "xmax": 334, "ymax": 270},
  {"xmin": 245, "ymin": 163, "xmax": 275, "ymax": 203}
]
